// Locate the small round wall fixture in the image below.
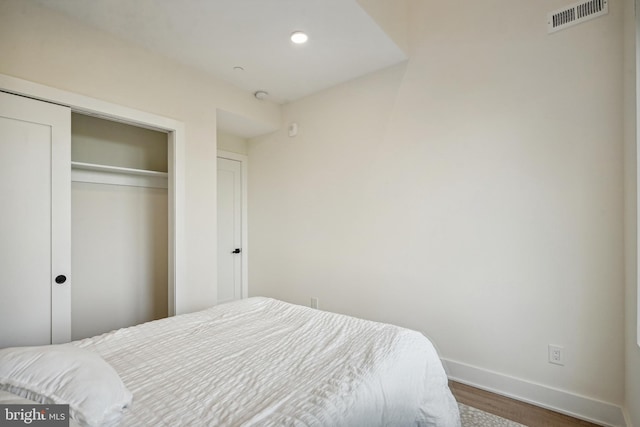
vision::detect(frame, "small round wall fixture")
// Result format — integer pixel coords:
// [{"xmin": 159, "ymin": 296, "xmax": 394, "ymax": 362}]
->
[
  {"xmin": 254, "ymin": 90, "xmax": 269, "ymax": 100},
  {"xmin": 290, "ymin": 31, "xmax": 308, "ymax": 44}
]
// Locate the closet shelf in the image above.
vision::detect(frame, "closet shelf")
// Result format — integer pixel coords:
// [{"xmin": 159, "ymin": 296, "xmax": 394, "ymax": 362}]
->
[
  {"xmin": 71, "ymin": 161, "xmax": 168, "ymax": 189},
  {"xmin": 71, "ymin": 161, "xmax": 168, "ymax": 177}
]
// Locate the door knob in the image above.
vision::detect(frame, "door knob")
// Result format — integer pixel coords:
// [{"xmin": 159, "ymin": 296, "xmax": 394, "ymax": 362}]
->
[
  {"xmin": 231, "ymin": 248, "xmax": 242, "ymax": 254},
  {"xmin": 55, "ymin": 275, "xmax": 67, "ymax": 284}
]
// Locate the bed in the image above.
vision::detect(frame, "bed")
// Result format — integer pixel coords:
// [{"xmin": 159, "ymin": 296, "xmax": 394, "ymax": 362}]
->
[{"xmin": 0, "ymin": 297, "xmax": 460, "ymax": 426}]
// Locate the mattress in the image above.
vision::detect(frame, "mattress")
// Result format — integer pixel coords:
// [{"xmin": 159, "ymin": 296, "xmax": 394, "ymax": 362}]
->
[{"xmin": 70, "ymin": 297, "xmax": 460, "ymax": 426}]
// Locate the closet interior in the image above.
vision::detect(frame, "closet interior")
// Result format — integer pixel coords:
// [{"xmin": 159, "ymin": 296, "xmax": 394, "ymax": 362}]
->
[{"xmin": 70, "ymin": 113, "xmax": 169, "ymax": 340}]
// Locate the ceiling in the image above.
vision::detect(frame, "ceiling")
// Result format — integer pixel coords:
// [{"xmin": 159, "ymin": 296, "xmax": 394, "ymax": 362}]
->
[{"xmin": 34, "ymin": 0, "xmax": 407, "ymax": 106}]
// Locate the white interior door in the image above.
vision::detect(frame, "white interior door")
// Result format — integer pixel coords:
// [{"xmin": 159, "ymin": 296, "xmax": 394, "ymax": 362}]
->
[
  {"xmin": 0, "ymin": 91, "xmax": 71, "ymax": 348},
  {"xmin": 217, "ymin": 157, "xmax": 242, "ymax": 303}
]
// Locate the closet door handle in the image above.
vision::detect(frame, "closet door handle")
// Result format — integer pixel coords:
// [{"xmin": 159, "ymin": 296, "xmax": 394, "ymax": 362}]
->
[
  {"xmin": 232, "ymin": 248, "xmax": 242, "ymax": 254},
  {"xmin": 55, "ymin": 275, "xmax": 67, "ymax": 284}
]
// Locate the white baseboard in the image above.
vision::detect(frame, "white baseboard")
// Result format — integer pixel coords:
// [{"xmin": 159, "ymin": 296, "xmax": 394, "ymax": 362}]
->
[
  {"xmin": 443, "ymin": 358, "xmax": 627, "ymax": 427},
  {"xmin": 623, "ymin": 407, "xmax": 635, "ymax": 427}
]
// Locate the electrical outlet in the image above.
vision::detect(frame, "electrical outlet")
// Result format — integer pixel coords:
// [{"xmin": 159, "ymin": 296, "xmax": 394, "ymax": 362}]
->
[
  {"xmin": 310, "ymin": 297, "xmax": 319, "ymax": 309},
  {"xmin": 548, "ymin": 345, "xmax": 564, "ymax": 366}
]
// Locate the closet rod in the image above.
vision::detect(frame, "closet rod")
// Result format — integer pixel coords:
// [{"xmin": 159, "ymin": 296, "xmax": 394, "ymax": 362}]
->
[{"xmin": 71, "ymin": 161, "xmax": 168, "ymax": 189}]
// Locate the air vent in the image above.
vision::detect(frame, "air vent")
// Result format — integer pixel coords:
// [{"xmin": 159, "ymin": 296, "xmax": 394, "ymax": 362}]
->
[{"xmin": 547, "ymin": 0, "xmax": 608, "ymax": 34}]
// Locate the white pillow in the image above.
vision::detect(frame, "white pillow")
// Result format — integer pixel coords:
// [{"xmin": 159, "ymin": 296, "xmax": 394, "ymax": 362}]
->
[{"xmin": 0, "ymin": 344, "xmax": 132, "ymax": 427}]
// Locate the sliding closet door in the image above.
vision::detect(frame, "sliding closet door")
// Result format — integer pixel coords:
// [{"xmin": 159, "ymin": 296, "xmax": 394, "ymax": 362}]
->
[{"xmin": 0, "ymin": 91, "xmax": 71, "ymax": 348}]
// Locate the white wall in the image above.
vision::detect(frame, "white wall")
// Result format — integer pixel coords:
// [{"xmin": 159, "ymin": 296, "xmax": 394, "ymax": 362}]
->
[
  {"xmin": 356, "ymin": 0, "xmax": 410, "ymax": 55},
  {"xmin": 249, "ymin": 0, "xmax": 625, "ymax": 417},
  {"xmin": 0, "ymin": 0, "xmax": 280, "ymax": 313},
  {"xmin": 217, "ymin": 131, "xmax": 249, "ymax": 155},
  {"xmin": 72, "ymin": 183, "xmax": 168, "ymax": 340},
  {"xmin": 624, "ymin": 0, "xmax": 640, "ymax": 423}
]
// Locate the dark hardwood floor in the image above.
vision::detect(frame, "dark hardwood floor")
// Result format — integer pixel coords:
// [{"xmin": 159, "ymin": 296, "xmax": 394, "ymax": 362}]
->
[{"xmin": 450, "ymin": 381, "xmax": 602, "ymax": 427}]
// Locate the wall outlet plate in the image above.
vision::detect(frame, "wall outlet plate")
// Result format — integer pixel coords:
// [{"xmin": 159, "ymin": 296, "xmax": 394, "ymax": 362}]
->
[
  {"xmin": 310, "ymin": 297, "xmax": 319, "ymax": 309},
  {"xmin": 548, "ymin": 344, "xmax": 564, "ymax": 366}
]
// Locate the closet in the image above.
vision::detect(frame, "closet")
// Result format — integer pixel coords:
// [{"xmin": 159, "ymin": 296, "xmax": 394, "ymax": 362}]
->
[
  {"xmin": 70, "ymin": 113, "xmax": 168, "ymax": 340},
  {"xmin": 0, "ymin": 91, "xmax": 172, "ymax": 348}
]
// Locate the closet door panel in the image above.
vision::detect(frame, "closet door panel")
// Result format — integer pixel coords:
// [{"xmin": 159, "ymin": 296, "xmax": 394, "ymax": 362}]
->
[{"xmin": 0, "ymin": 92, "xmax": 71, "ymax": 347}]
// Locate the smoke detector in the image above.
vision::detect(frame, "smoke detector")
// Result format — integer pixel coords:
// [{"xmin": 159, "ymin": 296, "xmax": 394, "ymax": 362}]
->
[{"xmin": 254, "ymin": 91, "xmax": 269, "ymax": 100}]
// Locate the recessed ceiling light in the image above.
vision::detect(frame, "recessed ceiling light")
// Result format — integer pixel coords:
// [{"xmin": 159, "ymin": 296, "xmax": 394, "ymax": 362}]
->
[{"xmin": 290, "ymin": 31, "xmax": 308, "ymax": 44}]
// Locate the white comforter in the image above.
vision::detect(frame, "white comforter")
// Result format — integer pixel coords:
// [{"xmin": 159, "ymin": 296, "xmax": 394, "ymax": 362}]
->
[{"xmin": 73, "ymin": 297, "xmax": 460, "ymax": 426}]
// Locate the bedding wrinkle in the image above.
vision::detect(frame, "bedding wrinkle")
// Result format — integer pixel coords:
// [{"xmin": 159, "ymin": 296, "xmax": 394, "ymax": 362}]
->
[{"xmin": 70, "ymin": 297, "xmax": 459, "ymax": 426}]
